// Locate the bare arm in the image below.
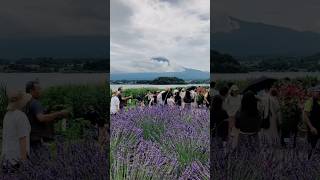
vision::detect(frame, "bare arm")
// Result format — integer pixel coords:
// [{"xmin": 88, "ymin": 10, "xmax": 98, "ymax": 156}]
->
[
  {"xmin": 304, "ymin": 111, "xmax": 317, "ymax": 134},
  {"xmin": 36, "ymin": 110, "xmax": 67, "ymax": 123},
  {"xmin": 304, "ymin": 111, "xmax": 313, "ymax": 129},
  {"xmin": 19, "ymin": 136, "xmax": 28, "ymax": 161},
  {"xmin": 122, "ymin": 96, "xmax": 132, "ymax": 101}
]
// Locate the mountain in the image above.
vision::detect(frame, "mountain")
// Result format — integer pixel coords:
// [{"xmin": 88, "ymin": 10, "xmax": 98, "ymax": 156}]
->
[
  {"xmin": 211, "ymin": 50, "xmax": 246, "ymax": 73},
  {"xmin": 0, "ymin": 36, "xmax": 109, "ymax": 59},
  {"xmin": 110, "ymin": 68, "xmax": 209, "ymax": 81},
  {"xmin": 212, "ymin": 16, "xmax": 320, "ymax": 57}
]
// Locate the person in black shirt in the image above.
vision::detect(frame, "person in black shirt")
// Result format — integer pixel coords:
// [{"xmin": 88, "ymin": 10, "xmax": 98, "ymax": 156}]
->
[
  {"xmin": 25, "ymin": 81, "xmax": 69, "ymax": 152},
  {"xmin": 304, "ymin": 87, "xmax": 320, "ymax": 159},
  {"xmin": 174, "ymin": 91, "xmax": 182, "ymax": 106},
  {"xmin": 235, "ymin": 91, "xmax": 262, "ymax": 153},
  {"xmin": 162, "ymin": 88, "xmax": 173, "ymax": 105},
  {"xmin": 183, "ymin": 90, "xmax": 193, "ymax": 109},
  {"xmin": 117, "ymin": 87, "xmax": 132, "ymax": 109},
  {"xmin": 211, "ymin": 95, "xmax": 229, "ymax": 148}
]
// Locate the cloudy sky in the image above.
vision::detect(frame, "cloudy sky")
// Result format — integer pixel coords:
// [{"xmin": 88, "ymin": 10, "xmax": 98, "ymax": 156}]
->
[
  {"xmin": 0, "ymin": 0, "xmax": 107, "ymax": 38},
  {"xmin": 0, "ymin": 0, "xmax": 108, "ymax": 58},
  {"xmin": 110, "ymin": 0, "xmax": 210, "ymax": 73},
  {"xmin": 213, "ymin": 0, "xmax": 320, "ymax": 33}
]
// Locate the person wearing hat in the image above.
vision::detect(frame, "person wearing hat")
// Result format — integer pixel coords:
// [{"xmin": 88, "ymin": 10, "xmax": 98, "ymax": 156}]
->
[
  {"xmin": 110, "ymin": 91, "xmax": 120, "ymax": 115},
  {"xmin": 304, "ymin": 85, "xmax": 320, "ymax": 159},
  {"xmin": 224, "ymin": 85, "xmax": 242, "ymax": 148},
  {"xmin": 25, "ymin": 81, "xmax": 69, "ymax": 151},
  {"xmin": 2, "ymin": 91, "xmax": 32, "ymax": 171}
]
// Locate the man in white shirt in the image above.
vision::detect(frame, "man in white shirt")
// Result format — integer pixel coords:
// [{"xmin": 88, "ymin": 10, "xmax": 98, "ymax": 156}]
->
[
  {"xmin": 110, "ymin": 91, "xmax": 120, "ymax": 114},
  {"xmin": 157, "ymin": 91, "xmax": 165, "ymax": 106},
  {"xmin": 2, "ymin": 91, "xmax": 32, "ymax": 170}
]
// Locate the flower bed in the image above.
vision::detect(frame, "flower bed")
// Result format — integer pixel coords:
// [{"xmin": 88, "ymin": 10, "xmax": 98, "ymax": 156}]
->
[{"xmin": 110, "ymin": 106, "xmax": 210, "ymax": 179}]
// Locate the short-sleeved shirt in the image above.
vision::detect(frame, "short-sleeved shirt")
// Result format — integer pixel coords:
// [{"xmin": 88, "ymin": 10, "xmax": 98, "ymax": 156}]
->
[
  {"xmin": 117, "ymin": 93, "xmax": 125, "ymax": 109},
  {"xmin": 25, "ymin": 99, "xmax": 52, "ymax": 142},
  {"xmin": 1, "ymin": 110, "xmax": 31, "ymax": 164},
  {"xmin": 304, "ymin": 98, "xmax": 320, "ymax": 113},
  {"xmin": 110, "ymin": 96, "xmax": 120, "ymax": 114}
]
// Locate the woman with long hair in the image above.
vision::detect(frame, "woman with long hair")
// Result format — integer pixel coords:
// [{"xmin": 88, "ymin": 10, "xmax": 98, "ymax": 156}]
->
[{"xmin": 235, "ymin": 91, "xmax": 262, "ymax": 153}]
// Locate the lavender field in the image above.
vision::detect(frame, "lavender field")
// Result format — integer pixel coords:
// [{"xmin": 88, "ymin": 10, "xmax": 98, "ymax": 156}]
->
[
  {"xmin": 110, "ymin": 106, "xmax": 210, "ymax": 179},
  {"xmin": 211, "ymin": 137, "xmax": 320, "ymax": 180}
]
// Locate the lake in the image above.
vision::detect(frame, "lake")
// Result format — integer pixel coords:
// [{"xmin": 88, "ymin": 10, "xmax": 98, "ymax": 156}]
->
[
  {"xmin": 110, "ymin": 84, "xmax": 209, "ymax": 91},
  {"xmin": 0, "ymin": 73, "xmax": 108, "ymax": 91},
  {"xmin": 1, "ymin": 72, "xmax": 318, "ymax": 92}
]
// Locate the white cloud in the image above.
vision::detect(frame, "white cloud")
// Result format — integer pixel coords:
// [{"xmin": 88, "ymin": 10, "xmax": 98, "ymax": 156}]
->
[{"xmin": 110, "ymin": 0, "xmax": 210, "ymax": 73}]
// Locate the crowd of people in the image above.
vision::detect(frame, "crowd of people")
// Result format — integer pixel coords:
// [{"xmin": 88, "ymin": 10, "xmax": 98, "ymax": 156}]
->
[
  {"xmin": 211, "ymin": 81, "xmax": 320, "ymax": 159},
  {"xmin": 110, "ymin": 86, "xmax": 211, "ymax": 115}
]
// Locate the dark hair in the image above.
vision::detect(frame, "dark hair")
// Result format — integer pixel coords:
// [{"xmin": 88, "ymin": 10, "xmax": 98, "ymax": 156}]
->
[
  {"xmin": 210, "ymin": 81, "xmax": 216, "ymax": 88},
  {"xmin": 219, "ymin": 86, "xmax": 229, "ymax": 97},
  {"xmin": 212, "ymin": 95, "xmax": 223, "ymax": 111},
  {"xmin": 227, "ymin": 82, "xmax": 234, "ymax": 89},
  {"xmin": 26, "ymin": 81, "xmax": 39, "ymax": 93},
  {"xmin": 118, "ymin": 87, "xmax": 122, "ymax": 91},
  {"xmin": 270, "ymin": 89, "xmax": 278, "ymax": 97},
  {"xmin": 183, "ymin": 90, "xmax": 192, "ymax": 103},
  {"xmin": 241, "ymin": 91, "xmax": 258, "ymax": 116}
]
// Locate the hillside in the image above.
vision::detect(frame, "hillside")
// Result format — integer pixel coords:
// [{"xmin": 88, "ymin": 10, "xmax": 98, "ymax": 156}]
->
[
  {"xmin": 211, "ymin": 50, "xmax": 246, "ymax": 73},
  {"xmin": 212, "ymin": 16, "xmax": 320, "ymax": 57}
]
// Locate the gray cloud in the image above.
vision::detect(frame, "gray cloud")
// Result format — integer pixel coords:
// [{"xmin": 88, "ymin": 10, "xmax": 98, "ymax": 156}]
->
[{"xmin": 151, "ymin": 57, "xmax": 170, "ymax": 65}]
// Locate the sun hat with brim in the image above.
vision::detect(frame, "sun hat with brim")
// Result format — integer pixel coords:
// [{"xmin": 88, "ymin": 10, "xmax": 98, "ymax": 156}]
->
[
  {"xmin": 230, "ymin": 85, "xmax": 240, "ymax": 92},
  {"xmin": 7, "ymin": 91, "xmax": 32, "ymax": 111},
  {"xmin": 310, "ymin": 85, "xmax": 320, "ymax": 92}
]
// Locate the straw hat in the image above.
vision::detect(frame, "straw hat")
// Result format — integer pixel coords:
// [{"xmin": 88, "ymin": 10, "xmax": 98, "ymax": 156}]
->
[
  {"xmin": 7, "ymin": 91, "xmax": 32, "ymax": 111},
  {"xmin": 230, "ymin": 85, "xmax": 240, "ymax": 92}
]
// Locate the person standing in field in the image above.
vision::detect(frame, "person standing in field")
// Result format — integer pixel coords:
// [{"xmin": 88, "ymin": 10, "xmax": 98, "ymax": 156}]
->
[
  {"xmin": 157, "ymin": 90, "xmax": 165, "ymax": 106},
  {"xmin": 117, "ymin": 87, "xmax": 132, "ymax": 110},
  {"xmin": 224, "ymin": 85, "xmax": 242, "ymax": 148},
  {"xmin": 235, "ymin": 91, "xmax": 262, "ymax": 153},
  {"xmin": 260, "ymin": 88, "xmax": 282, "ymax": 145},
  {"xmin": 110, "ymin": 91, "xmax": 120, "ymax": 115},
  {"xmin": 183, "ymin": 90, "xmax": 193, "ymax": 110},
  {"xmin": 162, "ymin": 88, "xmax": 173, "ymax": 105},
  {"xmin": 211, "ymin": 95, "xmax": 229, "ymax": 150},
  {"xmin": 167, "ymin": 94, "xmax": 175, "ymax": 107},
  {"xmin": 174, "ymin": 89, "xmax": 182, "ymax": 106},
  {"xmin": 210, "ymin": 81, "xmax": 219, "ymax": 96},
  {"xmin": 304, "ymin": 86, "xmax": 320, "ymax": 159},
  {"xmin": 2, "ymin": 91, "xmax": 32, "ymax": 172},
  {"xmin": 149, "ymin": 91, "xmax": 158, "ymax": 106},
  {"xmin": 24, "ymin": 81, "xmax": 69, "ymax": 152}
]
